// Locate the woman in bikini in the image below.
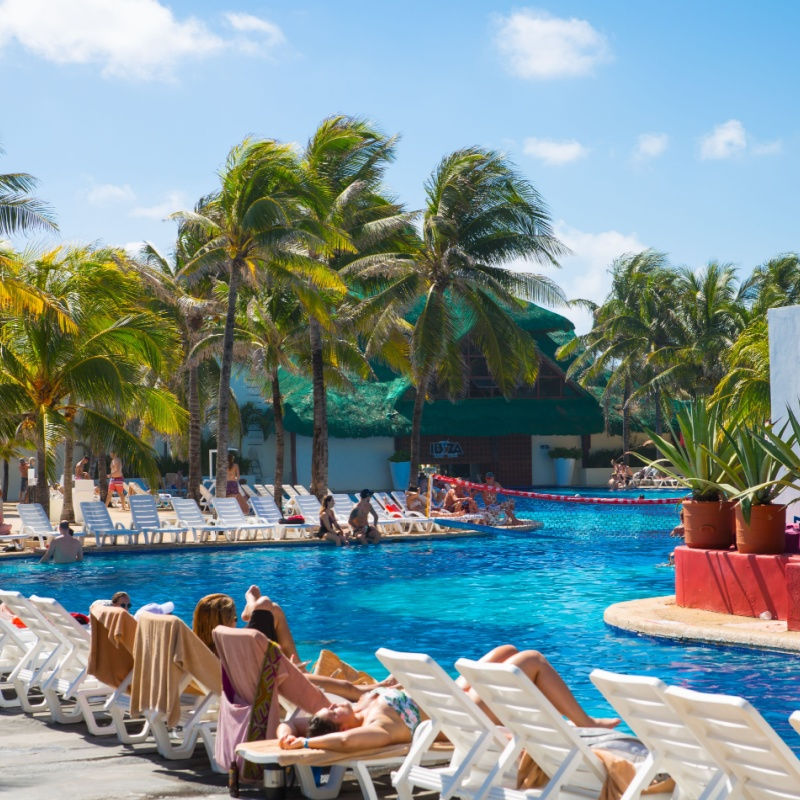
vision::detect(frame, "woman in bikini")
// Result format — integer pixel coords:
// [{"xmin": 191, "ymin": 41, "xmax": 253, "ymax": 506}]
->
[{"xmin": 318, "ymin": 495, "xmax": 350, "ymax": 546}]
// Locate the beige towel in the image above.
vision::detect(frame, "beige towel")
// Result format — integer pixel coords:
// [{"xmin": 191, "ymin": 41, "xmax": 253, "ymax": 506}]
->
[
  {"xmin": 312, "ymin": 648, "xmax": 376, "ymax": 685},
  {"xmin": 88, "ymin": 606, "xmax": 137, "ymax": 689},
  {"xmin": 130, "ymin": 612, "xmax": 221, "ymax": 726}
]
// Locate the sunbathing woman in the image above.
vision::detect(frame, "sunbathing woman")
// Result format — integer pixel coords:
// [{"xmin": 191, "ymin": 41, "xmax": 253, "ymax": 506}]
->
[
  {"xmin": 318, "ymin": 495, "xmax": 350, "ymax": 546},
  {"xmin": 278, "ymin": 644, "xmax": 619, "ymax": 753},
  {"xmin": 193, "ymin": 586, "xmax": 303, "ymax": 665}
]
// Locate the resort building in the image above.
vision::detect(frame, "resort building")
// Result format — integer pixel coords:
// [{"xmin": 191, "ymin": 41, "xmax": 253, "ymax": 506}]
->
[{"xmin": 232, "ymin": 301, "xmax": 610, "ymax": 490}]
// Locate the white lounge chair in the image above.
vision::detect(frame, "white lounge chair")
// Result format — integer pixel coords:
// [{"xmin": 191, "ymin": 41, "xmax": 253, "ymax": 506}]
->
[
  {"xmin": 197, "ymin": 483, "xmax": 215, "ymax": 513},
  {"xmin": 249, "ymin": 496, "xmax": 317, "ymax": 540},
  {"xmin": 376, "ymin": 492, "xmax": 433, "ymax": 533},
  {"xmin": 80, "ymin": 501, "xmax": 142, "ymax": 546},
  {"xmin": 29, "ymin": 595, "xmax": 117, "ymax": 729},
  {"xmin": 171, "ymin": 498, "xmax": 240, "ymax": 543},
  {"xmin": 665, "ymin": 684, "xmax": 800, "ymax": 799},
  {"xmin": 0, "ymin": 614, "xmax": 36, "ymax": 708},
  {"xmin": 590, "ymin": 668, "xmax": 729, "ymax": 800},
  {"xmin": 0, "ymin": 589, "xmax": 67, "ymax": 714},
  {"xmin": 17, "ymin": 503, "xmax": 83, "ymax": 548},
  {"xmin": 212, "ymin": 497, "xmax": 274, "ymax": 541},
  {"xmin": 375, "ymin": 648, "xmax": 512, "ymax": 800},
  {"xmin": 369, "ymin": 498, "xmax": 431, "ymax": 534},
  {"xmin": 253, "ymin": 483, "xmax": 272, "ymax": 497},
  {"xmin": 291, "ymin": 494, "xmax": 323, "ymax": 520},
  {"xmin": 293, "ymin": 484, "xmax": 310, "ymax": 495},
  {"xmin": 332, "ymin": 493, "xmax": 356, "ymax": 525},
  {"xmin": 129, "ymin": 611, "xmax": 219, "ymax": 763},
  {"xmin": 129, "ymin": 494, "xmax": 190, "ymax": 544},
  {"xmin": 790, "ymin": 710, "xmax": 800, "ymax": 737},
  {"xmin": 455, "ymin": 657, "xmax": 609, "ymax": 800}
]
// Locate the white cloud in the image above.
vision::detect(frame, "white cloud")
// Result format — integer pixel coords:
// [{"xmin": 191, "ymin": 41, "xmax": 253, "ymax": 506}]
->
[
  {"xmin": 494, "ymin": 9, "xmax": 610, "ymax": 79},
  {"xmin": 121, "ymin": 241, "xmax": 146, "ymax": 257},
  {"xmin": 700, "ymin": 119, "xmax": 747, "ymax": 160},
  {"xmin": 752, "ymin": 139, "xmax": 783, "ymax": 156},
  {"xmin": 86, "ymin": 183, "xmax": 136, "ymax": 205},
  {"xmin": 0, "ymin": 0, "xmax": 285, "ymax": 81},
  {"xmin": 523, "ymin": 137, "xmax": 587, "ymax": 166},
  {"xmin": 633, "ymin": 132, "xmax": 668, "ymax": 161},
  {"xmin": 510, "ymin": 223, "xmax": 646, "ymax": 334},
  {"xmin": 130, "ymin": 190, "xmax": 186, "ymax": 220}
]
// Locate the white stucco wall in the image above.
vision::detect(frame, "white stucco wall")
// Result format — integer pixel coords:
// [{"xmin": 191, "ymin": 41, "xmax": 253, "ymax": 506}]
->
[
  {"xmin": 768, "ymin": 305, "xmax": 800, "ymax": 507},
  {"xmin": 530, "ymin": 435, "xmax": 583, "ymax": 486},
  {"xmin": 294, "ymin": 435, "xmax": 396, "ymax": 492}
]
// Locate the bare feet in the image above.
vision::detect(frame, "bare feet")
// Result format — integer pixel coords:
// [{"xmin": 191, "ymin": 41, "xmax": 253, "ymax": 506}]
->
[{"xmin": 242, "ymin": 584, "xmax": 262, "ymax": 621}]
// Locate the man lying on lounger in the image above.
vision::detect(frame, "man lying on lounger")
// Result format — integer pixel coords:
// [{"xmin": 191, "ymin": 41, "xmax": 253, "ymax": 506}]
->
[{"xmin": 278, "ymin": 645, "xmax": 619, "ymax": 752}]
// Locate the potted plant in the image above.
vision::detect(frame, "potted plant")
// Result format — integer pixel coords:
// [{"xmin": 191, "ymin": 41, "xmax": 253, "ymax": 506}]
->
[
  {"xmin": 388, "ymin": 449, "xmax": 411, "ymax": 491},
  {"xmin": 641, "ymin": 402, "xmax": 734, "ymax": 549},
  {"xmin": 548, "ymin": 447, "xmax": 581, "ymax": 487},
  {"xmin": 712, "ymin": 411, "xmax": 800, "ymax": 554}
]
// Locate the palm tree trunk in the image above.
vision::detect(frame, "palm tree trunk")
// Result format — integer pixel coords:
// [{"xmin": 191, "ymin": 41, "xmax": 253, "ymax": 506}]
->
[
  {"xmin": 621, "ymin": 378, "xmax": 632, "ymax": 465},
  {"xmin": 309, "ymin": 317, "xmax": 328, "ymax": 499},
  {"xmin": 409, "ymin": 367, "xmax": 432, "ymax": 484},
  {"xmin": 187, "ymin": 363, "xmax": 202, "ymax": 502},
  {"xmin": 215, "ymin": 264, "xmax": 240, "ymax": 498},
  {"xmin": 62, "ymin": 433, "xmax": 75, "ymax": 523},
  {"xmin": 272, "ymin": 369, "xmax": 284, "ymax": 514}
]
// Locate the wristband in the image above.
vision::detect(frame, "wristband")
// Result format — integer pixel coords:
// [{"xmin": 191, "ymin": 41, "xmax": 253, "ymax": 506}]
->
[{"xmin": 303, "ymin": 738, "xmax": 309, "ymax": 749}]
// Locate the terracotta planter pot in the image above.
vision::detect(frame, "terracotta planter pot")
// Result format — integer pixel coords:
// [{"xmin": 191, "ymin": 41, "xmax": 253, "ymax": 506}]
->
[
  {"xmin": 682, "ymin": 499, "xmax": 734, "ymax": 549},
  {"xmin": 734, "ymin": 503, "xmax": 786, "ymax": 554}
]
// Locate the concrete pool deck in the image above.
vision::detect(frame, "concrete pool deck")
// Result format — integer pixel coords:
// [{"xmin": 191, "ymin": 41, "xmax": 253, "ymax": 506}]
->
[
  {"xmin": 606, "ymin": 594, "xmax": 800, "ymax": 653},
  {"xmin": 0, "ymin": 705, "xmax": 403, "ymax": 800}
]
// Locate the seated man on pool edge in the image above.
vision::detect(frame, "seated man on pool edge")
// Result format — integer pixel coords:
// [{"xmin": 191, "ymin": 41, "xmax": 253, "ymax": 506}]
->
[
  {"xmin": 348, "ymin": 489, "xmax": 381, "ymax": 544},
  {"xmin": 278, "ymin": 644, "xmax": 618, "ymax": 752}
]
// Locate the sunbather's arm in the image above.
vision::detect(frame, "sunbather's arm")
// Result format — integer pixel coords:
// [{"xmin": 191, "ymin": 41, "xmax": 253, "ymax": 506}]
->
[
  {"xmin": 39, "ymin": 541, "xmax": 54, "ymax": 563},
  {"xmin": 279, "ymin": 725, "xmax": 394, "ymax": 752},
  {"xmin": 305, "ymin": 674, "xmax": 366, "ymax": 700}
]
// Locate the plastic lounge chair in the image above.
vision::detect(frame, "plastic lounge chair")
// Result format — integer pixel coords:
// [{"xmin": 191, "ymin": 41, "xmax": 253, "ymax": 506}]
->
[
  {"xmin": 0, "ymin": 526, "xmax": 32, "ymax": 550},
  {"xmin": 129, "ymin": 611, "xmax": 219, "ymax": 763},
  {"xmin": 590, "ymin": 668, "xmax": 729, "ymax": 800},
  {"xmin": 455, "ymin": 657, "xmax": 610, "ymax": 800},
  {"xmin": 369, "ymin": 498, "xmax": 430, "ymax": 535},
  {"xmin": 291, "ymin": 494, "xmax": 323, "ymax": 519},
  {"xmin": 664, "ymin": 684, "xmax": 800, "ymax": 799},
  {"xmin": 80, "ymin": 501, "xmax": 142, "ymax": 546},
  {"xmin": 29, "ymin": 595, "xmax": 117, "ymax": 729},
  {"xmin": 283, "ymin": 485, "xmax": 299, "ymax": 499},
  {"xmin": 197, "ymin": 483, "xmax": 215, "ymax": 513},
  {"xmin": 249, "ymin": 496, "xmax": 316, "ymax": 540},
  {"xmin": 171, "ymin": 498, "xmax": 240, "ymax": 544},
  {"xmin": 17, "ymin": 503, "xmax": 81, "ymax": 548},
  {"xmin": 0, "ymin": 614, "xmax": 37, "ymax": 708},
  {"xmin": 375, "ymin": 648, "xmax": 512, "ymax": 800},
  {"xmin": 254, "ymin": 483, "xmax": 271, "ymax": 497},
  {"xmin": 332, "ymin": 493, "xmax": 356, "ymax": 525},
  {"xmin": 294, "ymin": 484, "xmax": 310, "ymax": 495},
  {"xmin": 86, "ymin": 605, "xmax": 151, "ymax": 743},
  {"xmin": 212, "ymin": 497, "xmax": 274, "ymax": 541},
  {"xmin": 129, "ymin": 494, "xmax": 190, "ymax": 544},
  {"xmin": 379, "ymin": 492, "xmax": 434, "ymax": 533}
]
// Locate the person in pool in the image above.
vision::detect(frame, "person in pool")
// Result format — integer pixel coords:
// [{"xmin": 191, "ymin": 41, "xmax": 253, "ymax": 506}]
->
[{"xmin": 277, "ymin": 644, "xmax": 619, "ymax": 752}]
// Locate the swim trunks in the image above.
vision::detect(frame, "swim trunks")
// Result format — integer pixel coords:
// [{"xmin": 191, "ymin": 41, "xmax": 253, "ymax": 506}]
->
[
  {"xmin": 374, "ymin": 687, "xmax": 422, "ymax": 733},
  {"xmin": 226, "ymin": 480, "xmax": 239, "ymax": 496}
]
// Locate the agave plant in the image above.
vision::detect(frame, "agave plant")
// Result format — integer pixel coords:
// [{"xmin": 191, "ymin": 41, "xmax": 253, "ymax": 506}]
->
[
  {"xmin": 639, "ymin": 401, "xmax": 731, "ymax": 501},
  {"xmin": 711, "ymin": 409, "xmax": 800, "ymax": 523}
]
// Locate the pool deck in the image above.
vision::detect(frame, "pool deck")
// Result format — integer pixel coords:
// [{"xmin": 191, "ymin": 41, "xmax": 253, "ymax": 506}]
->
[
  {"xmin": 606, "ymin": 594, "xmax": 800, "ymax": 653},
  {"xmin": 0, "ymin": 705, "xmax": 404, "ymax": 800},
  {"xmin": 0, "ymin": 501, "xmax": 486, "ymax": 560}
]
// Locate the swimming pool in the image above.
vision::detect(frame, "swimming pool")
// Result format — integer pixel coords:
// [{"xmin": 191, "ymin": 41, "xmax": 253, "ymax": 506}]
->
[{"xmin": 4, "ymin": 497, "xmax": 800, "ymax": 749}]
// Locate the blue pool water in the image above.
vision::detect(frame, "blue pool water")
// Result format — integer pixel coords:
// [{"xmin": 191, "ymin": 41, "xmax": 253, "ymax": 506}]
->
[{"xmin": 3, "ymin": 497, "xmax": 799, "ymax": 748}]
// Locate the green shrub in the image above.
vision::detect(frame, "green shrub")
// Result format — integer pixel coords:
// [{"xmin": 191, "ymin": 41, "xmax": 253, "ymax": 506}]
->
[{"xmin": 548, "ymin": 447, "xmax": 582, "ymax": 460}]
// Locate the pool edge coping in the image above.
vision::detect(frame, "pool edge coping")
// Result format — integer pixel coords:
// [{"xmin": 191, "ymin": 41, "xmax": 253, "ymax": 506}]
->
[{"xmin": 605, "ymin": 595, "xmax": 800, "ymax": 653}]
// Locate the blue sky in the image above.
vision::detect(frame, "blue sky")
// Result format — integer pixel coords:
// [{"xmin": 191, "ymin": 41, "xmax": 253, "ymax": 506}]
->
[{"xmin": 1, "ymin": 0, "xmax": 798, "ymax": 332}]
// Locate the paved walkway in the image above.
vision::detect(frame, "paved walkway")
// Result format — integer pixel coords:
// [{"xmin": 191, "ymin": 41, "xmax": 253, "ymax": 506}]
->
[
  {"xmin": 0, "ymin": 705, "xmax": 398, "ymax": 800},
  {"xmin": 605, "ymin": 594, "xmax": 800, "ymax": 652}
]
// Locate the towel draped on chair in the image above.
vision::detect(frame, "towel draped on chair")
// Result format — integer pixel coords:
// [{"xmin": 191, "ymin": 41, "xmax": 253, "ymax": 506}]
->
[{"xmin": 88, "ymin": 606, "xmax": 137, "ymax": 689}]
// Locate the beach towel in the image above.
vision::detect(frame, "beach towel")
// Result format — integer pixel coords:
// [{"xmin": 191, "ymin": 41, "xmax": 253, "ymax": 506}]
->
[
  {"xmin": 312, "ymin": 648, "xmax": 376, "ymax": 685},
  {"xmin": 213, "ymin": 627, "xmax": 329, "ymax": 779},
  {"xmin": 130, "ymin": 612, "xmax": 221, "ymax": 726},
  {"xmin": 88, "ymin": 606, "xmax": 137, "ymax": 689}
]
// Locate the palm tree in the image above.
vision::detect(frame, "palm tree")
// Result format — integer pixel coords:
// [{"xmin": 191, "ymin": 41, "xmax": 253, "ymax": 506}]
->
[
  {"xmin": 0, "ymin": 245, "xmax": 185, "ymax": 516},
  {"xmin": 0, "ymin": 145, "xmax": 57, "ymax": 236},
  {"xmin": 347, "ymin": 146, "xmax": 567, "ymax": 481},
  {"xmin": 558, "ymin": 251, "xmax": 672, "ymax": 459},
  {"xmin": 298, "ymin": 116, "xmax": 406, "ymax": 497},
  {"xmin": 174, "ymin": 139, "xmax": 319, "ymax": 498}
]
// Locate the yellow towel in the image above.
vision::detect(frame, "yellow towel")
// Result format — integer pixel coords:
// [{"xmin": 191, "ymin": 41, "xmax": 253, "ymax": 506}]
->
[
  {"xmin": 88, "ymin": 606, "xmax": 137, "ymax": 689},
  {"xmin": 130, "ymin": 612, "xmax": 221, "ymax": 726}
]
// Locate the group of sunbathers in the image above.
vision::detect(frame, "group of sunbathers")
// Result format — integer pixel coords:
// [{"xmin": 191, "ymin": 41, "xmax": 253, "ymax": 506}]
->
[
  {"xmin": 317, "ymin": 490, "xmax": 382, "ymax": 546},
  {"xmin": 185, "ymin": 584, "xmax": 618, "ymax": 755},
  {"xmin": 407, "ymin": 472, "xmax": 521, "ymax": 526}
]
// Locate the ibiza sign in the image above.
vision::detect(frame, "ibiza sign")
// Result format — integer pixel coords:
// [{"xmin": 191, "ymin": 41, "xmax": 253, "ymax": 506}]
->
[{"xmin": 429, "ymin": 440, "xmax": 463, "ymax": 459}]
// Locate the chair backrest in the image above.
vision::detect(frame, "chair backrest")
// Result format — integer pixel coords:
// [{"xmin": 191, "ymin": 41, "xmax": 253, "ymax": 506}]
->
[
  {"xmin": 171, "ymin": 498, "xmax": 205, "ymax": 526},
  {"xmin": 0, "ymin": 590, "xmax": 63, "ymax": 661},
  {"xmin": 213, "ymin": 497, "xmax": 247, "ymax": 523},
  {"xmin": 17, "ymin": 504, "xmax": 55, "ymax": 533},
  {"xmin": 129, "ymin": 494, "xmax": 162, "ymax": 529},
  {"xmin": 253, "ymin": 484, "xmax": 271, "ymax": 497},
  {"xmin": 293, "ymin": 485, "xmax": 310, "ymax": 495},
  {"xmin": 30, "ymin": 595, "xmax": 91, "ymax": 676},
  {"xmin": 332, "ymin": 493, "xmax": 354, "ymax": 511},
  {"xmin": 80, "ymin": 501, "xmax": 115, "ymax": 532},
  {"xmin": 665, "ymin": 685, "xmax": 800, "ymax": 799},
  {"xmin": 390, "ymin": 492, "xmax": 412, "ymax": 511},
  {"xmin": 249, "ymin": 496, "xmax": 282, "ymax": 522},
  {"xmin": 590, "ymin": 669, "xmax": 723, "ymax": 797},
  {"xmin": 293, "ymin": 495, "xmax": 322, "ymax": 517},
  {"xmin": 128, "ymin": 478, "xmax": 150, "ymax": 493},
  {"xmin": 376, "ymin": 648, "xmax": 509, "ymax": 789},
  {"xmin": 456, "ymin": 658, "xmax": 605, "ymax": 794},
  {"xmin": 282, "ymin": 485, "xmax": 298, "ymax": 498}
]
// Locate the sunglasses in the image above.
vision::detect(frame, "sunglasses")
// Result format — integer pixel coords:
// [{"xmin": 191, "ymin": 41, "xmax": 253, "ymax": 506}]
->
[{"xmin": 118, "ymin": 602, "xmax": 131, "ymax": 609}]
